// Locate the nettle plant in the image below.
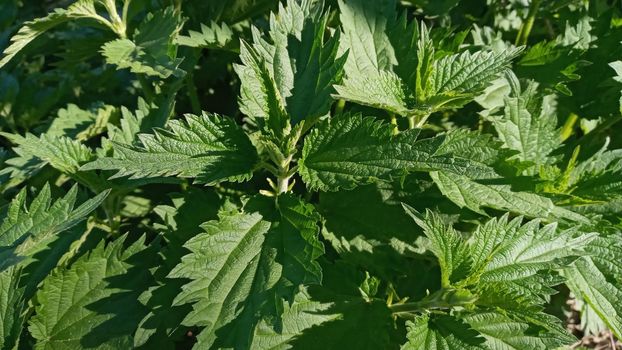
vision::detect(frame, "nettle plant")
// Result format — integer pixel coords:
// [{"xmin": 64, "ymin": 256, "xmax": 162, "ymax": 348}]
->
[{"xmin": 1, "ymin": 0, "xmax": 621, "ymax": 349}]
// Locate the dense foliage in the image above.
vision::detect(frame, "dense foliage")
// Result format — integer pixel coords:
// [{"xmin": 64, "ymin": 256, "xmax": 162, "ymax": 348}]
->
[{"xmin": 1, "ymin": 0, "xmax": 622, "ymax": 349}]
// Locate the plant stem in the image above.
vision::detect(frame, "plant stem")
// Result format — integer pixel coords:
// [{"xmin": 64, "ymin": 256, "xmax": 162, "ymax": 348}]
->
[
  {"xmin": 389, "ymin": 288, "xmax": 477, "ymax": 315},
  {"xmin": 276, "ymin": 175, "xmax": 290, "ymax": 194},
  {"xmin": 334, "ymin": 99, "xmax": 346, "ymax": 115},
  {"xmin": 275, "ymin": 155, "xmax": 293, "ymax": 195},
  {"xmin": 515, "ymin": 0, "xmax": 542, "ymax": 46},
  {"xmin": 138, "ymin": 76, "xmax": 156, "ymax": 102},
  {"xmin": 186, "ymin": 74, "xmax": 201, "ymax": 114},
  {"xmin": 408, "ymin": 116, "xmax": 416, "ymax": 129},
  {"xmin": 408, "ymin": 112, "xmax": 430, "ymax": 129},
  {"xmin": 390, "ymin": 114, "xmax": 399, "ymax": 135}
]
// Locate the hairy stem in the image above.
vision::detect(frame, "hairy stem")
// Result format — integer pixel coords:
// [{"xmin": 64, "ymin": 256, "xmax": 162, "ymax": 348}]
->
[
  {"xmin": 390, "ymin": 114, "xmax": 399, "ymax": 135},
  {"xmin": 276, "ymin": 175, "xmax": 291, "ymax": 194},
  {"xmin": 515, "ymin": 0, "xmax": 542, "ymax": 46},
  {"xmin": 389, "ymin": 288, "xmax": 477, "ymax": 315}
]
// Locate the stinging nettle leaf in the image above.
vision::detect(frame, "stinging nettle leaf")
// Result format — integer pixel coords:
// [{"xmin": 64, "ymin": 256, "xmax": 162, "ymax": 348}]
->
[
  {"xmin": 101, "ymin": 7, "xmax": 184, "ymax": 79},
  {"xmin": 81, "ymin": 112, "xmax": 259, "ymax": 185},
  {"xmin": 0, "ymin": 0, "xmax": 105, "ymax": 68},
  {"xmin": 299, "ymin": 114, "xmax": 496, "ymax": 192},
  {"xmin": 0, "ymin": 184, "xmax": 109, "ymax": 273},
  {"xmin": 168, "ymin": 195, "xmax": 323, "ymax": 349},
  {"xmin": 234, "ymin": 0, "xmax": 346, "ymax": 128},
  {"xmin": 28, "ymin": 235, "xmax": 157, "ymax": 350}
]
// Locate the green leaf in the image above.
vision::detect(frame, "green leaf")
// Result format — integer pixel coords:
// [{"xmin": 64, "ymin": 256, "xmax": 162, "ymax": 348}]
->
[
  {"xmin": 134, "ymin": 189, "xmax": 223, "ymax": 348},
  {"xmin": 82, "ymin": 112, "xmax": 259, "ymax": 184},
  {"xmin": 101, "ymin": 7, "xmax": 184, "ymax": 79},
  {"xmin": 403, "ymin": 207, "xmax": 470, "ymax": 287},
  {"xmin": 0, "ymin": 184, "xmax": 109, "ymax": 272},
  {"xmin": 28, "ymin": 235, "xmax": 156, "ymax": 349},
  {"xmin": 466, "ymin": 218, "xmax": 595, "ymax": 304},
  {"xmin": 333, "ymin": 70, "xmax": 413, "ymax": 116},
  {"xmin": 234, "ymin": 0, "xmax": 346, "ymax": 127},
  {"xmin": 564, "ymin": 236, "xmax": 622, "ymax": 339},
  {"xmin": 461, "ymin": 311, "xmax": 549, "ymax": 350},
  {"xmin": 249, "ymin": 289, "xmax": 338, "ymax": 349},
  {"xmin": 487, "ymin": 72, "xmax": 560, "ymax": 170},
  {"xmin": 47, "ymin": 103, "xmax": 117, "ymax": 141},
  {"xmin": 0, "ymin": 267, "xmax": 26, "ymax": 350},
  {"xmin": 420, "ymin": 47, "xmax": 523, "ymax": 110},
  {"xmin": 299, "ymin": 114, "xmax": 488, "ymax": 191},
  {"xmin": 1, "ymin": 132, "xmax": 101, "ymax": 188},
  {"xmin": 402, "ymin": 314, "xmax": 485, "ymax": 350},
  {"xmin": 333, "ymin": 0, "xmax": 414, "ymax": 115},
  {"xmin": 568, "ymin": 145, "xmax": 622, "ymax": 203},
  {"xmin": 168, "ymin": 195, "xmax": 323, "ymax": 349},
  {"xmin": 176, "ymin": 21, "xmax": 235, "ymax": 50},
  {"xmin": 430, "ymin": 170, "xmax": 588, "ymax": 222},
  {"xmin": 0, "ymin": 0, "xmax": 107, "ymax": 67},
  {"xmin": 337, "ymin": 0, "xmax": 397, "ymax": 75}
]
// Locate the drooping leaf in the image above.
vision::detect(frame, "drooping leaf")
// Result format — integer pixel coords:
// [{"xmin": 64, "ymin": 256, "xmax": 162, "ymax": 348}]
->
[
  {"xmin": 0, "ymin": 0, "xmax": 107, "ymax": 67},
  {"xmin": 1, "ymin": 132, "xmax": 101, "ymax": 188},
  {"xmin": 0, "ymin": 184, "xmax": 109, "ymax": 272}
]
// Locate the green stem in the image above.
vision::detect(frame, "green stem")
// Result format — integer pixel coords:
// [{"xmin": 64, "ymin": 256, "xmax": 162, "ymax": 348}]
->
[
  {"xmin": 122, "ymin": 0, "xmax": 132, "ymax": 25},
  {"xmin": 186, "ymin": 74, "xmax": 201, "ymax": 114},
  {"xmin": 138, "ymin": 76, "xmax": 156, "ymax": 103},
  {"xmin": 408, "ymin": 116, "xmax": 416, "ymax": 129},
  {"xmin": 515, "ymin": 0, "xmax": 542, "ymax": 46},
  {"xmin": 334, "ymin": 99, "xmax": 346, "ymax": 115},
  {"xmin": 276, "ymin": 174, "xmax": 291, "ymax": 194},
  {"xmin": 560, "ymin": 113, "xmax": 578, "ymax": 142},
  {"xmin": 276, "ymin": 155, "xmax": 293, "ymax": 195},
  {"xmin": 390, "ymin": 114, "xmax": 399, "ymax": 135},
  {"xmin": 389, "ymin": 288, "xmax": 477, "ymax": 315}
]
